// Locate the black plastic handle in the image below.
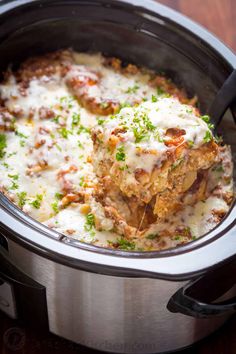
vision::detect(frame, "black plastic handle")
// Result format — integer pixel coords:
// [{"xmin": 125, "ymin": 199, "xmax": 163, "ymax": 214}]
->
[
  {"xmin": 167, "ymin": 257, "xmax": 236, "ymax": 319},
  {"xmin": 208, "ymin": 69, "xmax": 236, "ymax": 128},
  {"xmin": 168, "ymin": 286, "xmax": 236, "ymax": 319}
]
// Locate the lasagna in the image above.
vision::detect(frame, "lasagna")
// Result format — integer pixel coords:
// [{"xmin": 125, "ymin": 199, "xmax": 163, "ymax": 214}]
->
[{"xmin": 0, "ymin": 50, "xmax": 233, "ymax": 251}]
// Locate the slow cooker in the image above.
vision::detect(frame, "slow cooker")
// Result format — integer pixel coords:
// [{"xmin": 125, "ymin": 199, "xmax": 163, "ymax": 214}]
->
[{"xmin": 0, "ymin": 1, "xmax": 236, "ymax": 353}]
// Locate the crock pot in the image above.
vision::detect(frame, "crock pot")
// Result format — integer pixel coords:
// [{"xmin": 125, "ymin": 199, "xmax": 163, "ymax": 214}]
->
[{"xmin": 0, "ymin": 1, "xmax": 236, "ymax": 353}]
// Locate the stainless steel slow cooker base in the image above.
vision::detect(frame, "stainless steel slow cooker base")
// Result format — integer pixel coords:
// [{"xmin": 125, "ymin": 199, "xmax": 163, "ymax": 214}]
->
[
  {"xmin": 7, "ymin": 240, "xmax": 230, "ymax": 354},
  {"xmin": 0, "ymin": 1, "xmax": 235, "ymax": 353}
]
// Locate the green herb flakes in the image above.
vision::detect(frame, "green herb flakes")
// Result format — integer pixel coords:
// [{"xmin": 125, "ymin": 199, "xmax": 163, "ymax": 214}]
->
[
  {"xmin": 58, "ymin": 127, "xmax": 72, "ymax": 139},
  {"xmin": 84, "ymin": 213, "xmax": 95, "ymax": 231},
  {"xmin": 133, "ymin": 126, "xmax": 148, "ymax": 143},
  {"xmin": 188, "ymin": 140, "xmax": 194, "ymax": 148},
  {"xmin": 97, "ymin": 119, "xmax": 105, "ymax": 126},
  {"xmin": 8, "ymin": 174, "xmax": 19, "ymax": 180},
  {"xmin": 157, "ymin": 87, "xmax": 165, "ymax": 95},
  {"xmin": 171, "ymin": 158, "xmax": 184, "ymax": 170},
  {"xmin": 203, "ymin": 130, "xmax": 212, "ymax": 143},
  {"xmin": 53, "ymin": 115, "xmax": 60, "ymax": 124},
  {"xmin": 174, "ymin": 235, "xmax": 182, "ymax": 241},
  {"xmin": 125, "ymin": 84, "xmax": 139, "ymax": 94},
  {"xmin": 146, "ymin": 233, "xmax": 159, "ymax": 240},
  {"xmin": 115, "ymin": 238, "xmax": 136, "ymax": 250},
  {"xmin": 116, "ymin": 145, "xmax": 126, "ymax": 161},
  {"xmin": 2, "ymin": 162, "xmax": 9, "ymax": 168},
  {"xmin": 15, "ymin": 130, "xmax": 28, "ymax": 139},
  {"xmin": 119, "ymin": 164, "xmax": 129, "ymax": 171},
  {"xmin": 201, "ymin": 115, "xmax": 214, "ymax": 130},
  {"xmin": 152, "ymin": 95, "xmax": 158, "ymax": 102},
  {"xmin": 9, "ymin": 181, "xmax": 19, "ymax": 190},
  {"xmin": 55, "ymin": 192, "xmax": 63, "ymax": 200},
  {"xmin": 30, "ymin": 194, "xmax": 43, "ymax": 209},
  {"xmin": 17, "ymin": 191, "xmax": 27, "ymax": 207},
  {"xmin": 51, "ymin": 201, "xmax": 59, "ymax": 213},
  {"xmin": 20, "ymin": 140, "xmax": 26, "ymax": 147},
  {"xmin": 201, "ymin": 115, "xmax": 210, "ymax": 123},
  {"xmin": 77, "ymin": 125, "xmax": 91, "ymax": 135},
  {"xmin": 0, "ymin": 134, "xmax": 7, "ymax": 158},
  {"xmin": 214, "ymin": 165, "xmax": 224, "ymax": 173},
  {"xmin": 72, "ymin": 113, "xmax": 81, "ymax": 128}
]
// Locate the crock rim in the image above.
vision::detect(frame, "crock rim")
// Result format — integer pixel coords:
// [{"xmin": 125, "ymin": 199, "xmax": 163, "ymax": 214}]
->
[{"xmin": 0, "ymin": 0, "xmax": 235, "ymax": 277}]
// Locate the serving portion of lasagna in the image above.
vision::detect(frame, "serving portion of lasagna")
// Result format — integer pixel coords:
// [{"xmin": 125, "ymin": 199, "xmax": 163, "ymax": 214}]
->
[{"xmin": 0, "ymin": 50, "xmax": 234, "ymax": 251}]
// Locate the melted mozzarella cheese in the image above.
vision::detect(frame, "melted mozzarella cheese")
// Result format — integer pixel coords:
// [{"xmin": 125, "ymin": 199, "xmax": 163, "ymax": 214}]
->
[
  {"xmin": 0, "ymin": 52, "xmax": 233, "ymax": 251},
  {"xmin": 100, "ymin": 99, "xmax": 211, "ymax": 174}
]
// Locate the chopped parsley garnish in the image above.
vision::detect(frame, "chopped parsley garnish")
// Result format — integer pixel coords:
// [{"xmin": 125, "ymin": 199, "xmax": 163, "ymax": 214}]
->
[
  {"xmin": 201, "ymin": 115, "xmax": 214, "ymax": 130},
  {"xmin": 144, "ymin": 119, "xmax": 155, "ymax": 131},
  {"xmin": 7, "ymin": 151, "xmax": 17, "ymax": 158},
  {"xmin": 79, "ymin": 176, "xmax": 87, "ymax": 187},
  {"xmin": 20, "ymin": 140, "xmax": 26, "ymax": 147},
  {"xmin": 72, "ymin": 113, "xmax": 81, "ymax": 128},
  {"xmin": 30, "ymin": 194, "xmax": 43, "ymax": 209},
  {"xmin": 154, "ymin": 131, "xmax": 164, "ymax": 143},
  {"xmin": 15, "ymin": 130, "xmax": 28, "ymax": 147},
  {"xmin": 78, "ymin": 141, "xmax": 83, "ymax": 148},
  {"xmin": 59, "ymin": 96, "xmax": 75, "ymax": 109},
  {"xmin": 15, "ymin": 130, "xmax": 28, "ymax": 139},
  {"xmin": 184, "ymin": 226, "xmax": 191, "ymax": 234},
  {"xmin": 188, "ymin": 140, "xmax": 194, "ymax": 148},
  {"xmin": 125, "ymin": 84, "xmax": 140, "ymax": 94},
  {"xmin": 201, "ymin": 115, "xmax": 210, "ymax": 123},
  {"xmin": 60, "ymin": 96, "xmax": 67, "ymax": 103},
  {"xmin": 58, "ymin": 127, "xmax": 72, "ymax": 139},
  {"xmin": 214, "ymin": 134, "xmax": 223, "ymax": 144},
  {"xmin": 157, "ymin": 87, "xmax": 165, "ymax": 95},
  {"xmin": 115, "ymin": 238, "xmax": 136, "ymax": 250},
  {"xmin": 17, "ymin": 191, "xmax": 27, "ymax": 207},
  {"xmin": 132, "ymin": 109, "xmax": 156, "ymax": 143},
  {"xmin": 146, "ymin": 233, "xmax": 159, "ymax": 240},
  {"xmin": 55, "ymin": 144, "xmax": 62, "ymax": 152},
  {"xmin": 174, "ymin": 235, "xmax": 182, "ymax": 241},
  {"xmin": 89, "ymin": 230, "xmax": 96, "ymax": 238},
  {"xmin": 133, "ymin": 126, "xmax": 148, "ymax": 143},
  {"xmin": 116, "ymin": 145, "xmax": 126, "ymax": 161},
  {"xmin": 8, "ymin": 173, "xmax": 19, "ymax": 180},
  {"xmin": 119, "ymin": 164, "xmax": 129, "ymax": 171},
  {"xmin": 8, "ymin": 174, "xmax": 19, "ymax": 190},
  {"xmin": 208, "ymin": 123, "xmax": 214, "ymax": 130},
  {"xmin": 51, "ymin": 201, "xmax": 59, "ymax": 213},
  {"xmin": 118, "ymin": 102, "xmax": 131, "ymax": 112},
  {"xmin": 97, "ymin": 118, "xmax": 105, "ymax": 126},
  {"xmin": 0, "ymin": 134, "xmax": 7, "ymax": 158},
  {"xmin": 9, "ymin": 181, "xmax": 19, "ymax": 190},
  {"xmin": 171, "ymin": 158, "xmax": 184, "ymax": 170},
  {"xmin": 152, "ymin": 95, "xmax": 158, "ymax": 102},
  {"xmin": 55, "ymin": 192, "xmax": 63, "ymax": 200},
  {"xmin": 203, "ymin": 130, "xmax": 212, "ymax": 143},
  {"xmin": 2, "ymin": 162, "xmax": 9, "ymax": 168},
  {"xmin": 186, "ymin": 108, "xmax": 193, "ymax": 114},
  {"xmin": 51, "ymin": 193, "xmax": 63, "ymax": 212},
  {"xmin": 84, "ymin": 213, "xmax": 95, "ymax": 231},
  {"xmin": 53, "ymin": 115, "xmax": 60, "ymax": 124},
  {"xmin": 214, "ymin": 165, "xmax": 224, "ymax": 173},
  {"xmin": 77, "ymin": 125, "xmax": 91, "ymax": 135}
]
